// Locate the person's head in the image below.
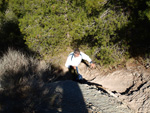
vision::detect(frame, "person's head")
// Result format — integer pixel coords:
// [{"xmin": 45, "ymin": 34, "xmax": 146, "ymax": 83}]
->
[{"xmin": 74, "ymin": 48, "xmax": 80, "ymax": 57}]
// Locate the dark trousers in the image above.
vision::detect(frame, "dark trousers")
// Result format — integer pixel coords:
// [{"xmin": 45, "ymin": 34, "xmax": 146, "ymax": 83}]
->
[{"xmin": 68, "ymin": 66, "xmax": 78, "ymax": 80}]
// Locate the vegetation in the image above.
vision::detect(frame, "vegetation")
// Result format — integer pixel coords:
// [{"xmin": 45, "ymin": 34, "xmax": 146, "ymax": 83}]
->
[
  {"xmin": 0, "ymin": 1, "xmax": 25, "ymax": 54},
  {"xmin": 0, "ymin": 0, "xmax": 150, "ymax": 66},
  {"xmin": 0, "ymin": 0, "xmax": 150, "ymax": 112},
  {"xmin": 0, "ymin": 49, "xmax": 62, "ymax": 112}
]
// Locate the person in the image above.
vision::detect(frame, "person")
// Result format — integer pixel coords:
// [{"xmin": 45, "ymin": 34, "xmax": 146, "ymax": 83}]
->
[{"xmin": 65, "ymin": 48, "xmax": 95, "ymax": 81}]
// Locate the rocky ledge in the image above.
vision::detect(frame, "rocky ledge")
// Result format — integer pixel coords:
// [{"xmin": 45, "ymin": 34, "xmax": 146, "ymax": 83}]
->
[
  {"xmin": 48, "ymin": 80, "xmax": 133, "ymax": 113},
  {"xmin": 78, "ymin": 61, "xmax": 150, "ymax": 113}
]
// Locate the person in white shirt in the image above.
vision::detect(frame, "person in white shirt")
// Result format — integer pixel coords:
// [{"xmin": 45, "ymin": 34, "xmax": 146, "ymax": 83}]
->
[{"xmin": 65, "ymin": 48, "xmax": 95, "ymax": 80}]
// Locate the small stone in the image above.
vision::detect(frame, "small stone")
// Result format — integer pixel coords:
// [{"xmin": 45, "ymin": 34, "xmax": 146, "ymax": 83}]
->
[{"xmin": 91, "ymin": 106, "xmax": 96, "ymax": 110}]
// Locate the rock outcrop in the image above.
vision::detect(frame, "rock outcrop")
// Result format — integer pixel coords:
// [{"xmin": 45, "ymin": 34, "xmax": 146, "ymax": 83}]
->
[
  {"xmin": 78, "ymin": 62, "xmax": 150, "ymax": 113},
  {"xmin": 48, "ymin": 80, "xmax": 133, "ymax": 113}
]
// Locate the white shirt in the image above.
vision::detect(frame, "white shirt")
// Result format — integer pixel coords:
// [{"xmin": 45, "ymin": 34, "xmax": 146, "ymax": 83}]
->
[{"xmin": 65, "ymin": 52, "xmax": 92, "ymax": 68}]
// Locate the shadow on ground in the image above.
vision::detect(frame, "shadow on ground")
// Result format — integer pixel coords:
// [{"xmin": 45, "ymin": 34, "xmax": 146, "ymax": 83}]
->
[
  {"xmin": 0, "ymin": 70, "xmax": 89, "ymax": 113},
  {"xmin": 48, "ymin": 80, "xmax": 88, "ymax": 113},
  {"xmin": 0, "ymin": 50, "xmax": 89, "ymax": 113}
]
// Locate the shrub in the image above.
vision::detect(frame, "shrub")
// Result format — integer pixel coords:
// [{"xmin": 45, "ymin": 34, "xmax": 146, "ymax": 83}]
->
[
  {"xmin": 82, "ymin": 8, "xmax": 129, "ymax": 66},
  {"xmin": 0, "ymin": 49, "xmax": 62, "ymax": 113},
  {"xmin": 94, "ymin": 42, "xmax": 129, "ymax": 66}
]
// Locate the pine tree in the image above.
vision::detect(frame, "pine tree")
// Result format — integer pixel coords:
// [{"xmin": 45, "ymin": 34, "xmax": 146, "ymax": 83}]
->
[
  {"xmin": 7, "ymin": 0, "xmax": 132, "ymax": 65},
  {"xmin": 18, "ymin": 0, "xmax": 91, "ymax": 57}
]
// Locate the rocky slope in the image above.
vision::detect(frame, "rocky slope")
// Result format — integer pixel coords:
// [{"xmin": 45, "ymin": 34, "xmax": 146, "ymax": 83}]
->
[
  {"xmin": 77, "ymin": 60, "xmax": 150, "ymax": 113},
  {"xmin": 48, "ymin": 80, "xmax": 133, "ymax": 113}
]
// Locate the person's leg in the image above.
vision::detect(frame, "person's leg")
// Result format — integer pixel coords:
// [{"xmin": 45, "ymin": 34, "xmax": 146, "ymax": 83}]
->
[
  {"xmin": 68, "ymin": 66, "xmax": 78, "ymax": 80},
  {"xmin": 76, "ymin": 67, "xmax": 83, "ymax": 80}
]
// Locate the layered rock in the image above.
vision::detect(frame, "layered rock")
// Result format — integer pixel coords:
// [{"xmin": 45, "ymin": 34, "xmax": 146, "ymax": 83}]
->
[{"xmin": 78, "ymin": 62, "xmax": 150, "ymax": 113}]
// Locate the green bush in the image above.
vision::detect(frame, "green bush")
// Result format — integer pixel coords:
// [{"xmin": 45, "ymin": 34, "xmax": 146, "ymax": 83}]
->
[
  {"xmin": 2, "ymin": 0, "xmax": 150, "ymax": 66},
  {"xmin": 81, "ymin": 8, "xmax": 129, "ymax": 65},
  {"xmin": 17, "ymin": 0, "xmax": 92, "ymax": 57},
  {"xmin": 0, "ymin": 1, "xmax": 26, "ymax": 52}
]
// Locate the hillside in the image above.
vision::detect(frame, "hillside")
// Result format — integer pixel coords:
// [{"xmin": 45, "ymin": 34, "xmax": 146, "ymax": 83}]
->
[
  {"xmin": 1, "ymin": 0, "xmax": 150, "ymax": 67},
  {"xmin": 0, "ymin": 0, "xmax": 150, "ymax": 112},
  {"xmin": 76, "ymin": 58, "xmax": 150, "ymax": 112}
]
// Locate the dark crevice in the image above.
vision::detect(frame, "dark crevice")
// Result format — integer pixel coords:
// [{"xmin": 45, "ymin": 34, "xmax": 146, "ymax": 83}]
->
[
  {"xmin": 128, "ymin": 82, "xmax": 148, "ymax": 95},
  {"xmin": 78, "ymin": 79, "xmax": 112, "ymax": 95},
  {"xmin": 120, "ymin": 82, "xmax": 147, "ymax": 95},
  {"xmin": 120, "ymin": 83, "xmax": 135, "ymax": 95}
]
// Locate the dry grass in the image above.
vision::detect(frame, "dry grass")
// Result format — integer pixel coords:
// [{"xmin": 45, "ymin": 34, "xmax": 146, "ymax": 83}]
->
[{"xmin": 0, "ymin": 48, "xmax": 63, "ymax": 113}]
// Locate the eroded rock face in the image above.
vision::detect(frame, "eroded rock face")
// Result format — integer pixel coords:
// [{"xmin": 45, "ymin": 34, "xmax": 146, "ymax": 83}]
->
[
  {"xmin": 92, "ymin": 69, "xmax": 134, "ymax": 93},
  {"xmin": 119, "ymin": 71, "xmax": 150, "ymax": 113},
  {"xmin": 78, "ymin": 63, "xmax": 150, "ymax": 113},
  {"xmin": 121, "ymin": 80, "xmax": 150, "ymax": 113}
]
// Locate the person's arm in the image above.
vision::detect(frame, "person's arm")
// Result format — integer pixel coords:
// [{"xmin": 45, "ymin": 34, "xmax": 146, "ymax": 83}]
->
[
  {"xmin": 80, "ymin": 52, "xmax": 95, "ymax": 68},
  {"xmin": 90, "ymin": 62, "xmax": 95, "ymax": 68},
  {"xmin": 80, "ymin": 52, "xmax": 92, "ymax": 62},
  {"xmin": 65, "ymin": 54, "xmax": 72, "ymax": 68}
]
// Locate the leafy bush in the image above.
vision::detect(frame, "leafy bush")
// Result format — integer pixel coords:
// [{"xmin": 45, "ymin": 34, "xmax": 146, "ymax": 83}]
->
[
  {"xmin": 2, "ymin": 0, "xmax": 150, "ymax": 67},
  {"xmin": 17, "ymin": 0, "xmax": 92, "ymax": 57},
  {"xmin": 17, "ymin": 0, "xmax": 129, "ymax": 66},
  {"xmin": 80, "ymin": 8, "xmax": 129, "ymax": 65},
  {"xmin": 0, "ymin": 3, "xmax": 26, "ymax": 53},
  {"xmin": 94, "ymin": 42, "xmax": 129, "ymax": 66}
]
